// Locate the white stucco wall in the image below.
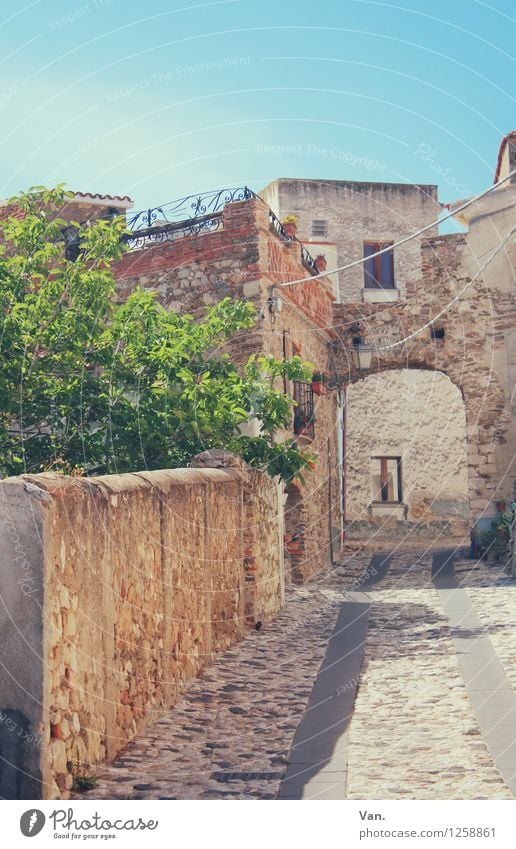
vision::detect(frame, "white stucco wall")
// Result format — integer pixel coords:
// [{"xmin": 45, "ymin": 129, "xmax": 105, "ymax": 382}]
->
[{"xmin": 345, "ymin": 369, "xmax": 469, "ymax": 521}]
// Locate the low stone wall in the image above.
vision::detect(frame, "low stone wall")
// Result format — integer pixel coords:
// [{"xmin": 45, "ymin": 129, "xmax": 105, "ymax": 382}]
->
[{"xmin": 0, "ymin": 462, "xmax": 283, "ymax": 800}]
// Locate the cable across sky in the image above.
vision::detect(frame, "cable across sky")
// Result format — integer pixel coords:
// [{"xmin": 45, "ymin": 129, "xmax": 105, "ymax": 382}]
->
[{"xmin": 275, "ymin": 167, "xmax": 516, "ymax": 290}]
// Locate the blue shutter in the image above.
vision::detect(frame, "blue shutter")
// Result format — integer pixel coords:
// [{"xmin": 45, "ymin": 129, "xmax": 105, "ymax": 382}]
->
[
  {"xmin": 363, "ymin": 243, "xmax": 377, "ymax": 288},
  {"xmin": 380, "ymin": 248, "xmax": 395, "ymax": 288}
]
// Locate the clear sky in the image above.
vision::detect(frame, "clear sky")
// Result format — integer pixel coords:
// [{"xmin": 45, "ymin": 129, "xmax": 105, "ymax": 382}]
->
[{"xmin": 0, "ymin": 0, "xmax": 514, "ymax": 216}]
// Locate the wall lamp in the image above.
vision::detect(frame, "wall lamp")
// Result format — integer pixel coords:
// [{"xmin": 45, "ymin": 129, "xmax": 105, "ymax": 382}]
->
[{"xmin": 351, "ymin": 335, "xmax": 374, "ymax": 372}]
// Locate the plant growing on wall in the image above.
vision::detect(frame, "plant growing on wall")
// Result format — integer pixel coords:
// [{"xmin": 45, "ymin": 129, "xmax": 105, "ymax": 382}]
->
[
  {"xmin": 0, "ymin": 186, "xmax": 314, "ymax": 483},
  {"xmin": 480, "ymin": 503, "xmax": 516, "ymax": 563}
]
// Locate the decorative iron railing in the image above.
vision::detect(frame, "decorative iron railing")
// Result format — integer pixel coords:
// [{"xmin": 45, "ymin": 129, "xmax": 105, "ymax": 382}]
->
[
  {"xmin": 268, "ymin": 208, "xmax": 290, "ymax": 241},
  {"xmin": 267, "ymin": 209, "xmax": 318, "ymax": 276},
  {"xmin": 125, "ymin": 186, "xmax": 319, "ymax": 274},
  {"xmin": 300, "ymin": 244, "xmax": 319, "ymax": 276},
  {"xmin": 293, "ymin": 381, "xmax": 315, "ymax": 439},
  {"xmin": 127, "ymin": 186, "xmax": 257, "ymax": 231},
  {"xmin": 123, "ymin": 211, "xmax": 224, "ymax": 251}
]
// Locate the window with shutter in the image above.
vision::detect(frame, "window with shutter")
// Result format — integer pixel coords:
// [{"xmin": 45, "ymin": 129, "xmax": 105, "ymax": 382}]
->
[
  {"xmin": 371, "ymin": 456, "xmax": 402, "ymax": 502},
  {"xmin": 363, "ymin": 242, "xmax": 395, "ymax": 289}
]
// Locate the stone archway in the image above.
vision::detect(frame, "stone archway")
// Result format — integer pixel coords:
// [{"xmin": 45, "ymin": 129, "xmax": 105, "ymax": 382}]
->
[{"xmin": 344, "ymin": 368, "xmax": 470, "ymax": 539}]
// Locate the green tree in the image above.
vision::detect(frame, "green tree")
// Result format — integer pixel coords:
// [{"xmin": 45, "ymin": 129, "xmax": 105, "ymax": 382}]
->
[{"xmin": 0, "ymin": 186, "xmax": 313, "ymax": 482}]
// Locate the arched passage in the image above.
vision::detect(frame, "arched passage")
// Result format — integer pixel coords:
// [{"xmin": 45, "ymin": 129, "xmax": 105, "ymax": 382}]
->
[{"xmin": 344, "ymin": 369, "xmax": 470, "ymax": 538}]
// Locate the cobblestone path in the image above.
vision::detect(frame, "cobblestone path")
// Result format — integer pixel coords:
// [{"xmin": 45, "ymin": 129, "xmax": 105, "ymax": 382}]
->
[{"xmin": 88, "ymin": 545, "xmax": 515, "ymax": 800}]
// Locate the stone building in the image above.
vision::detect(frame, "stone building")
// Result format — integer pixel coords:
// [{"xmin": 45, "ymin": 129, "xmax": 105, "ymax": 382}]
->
[
  {"xmin": 262, "ymin": 134, "xmax": 516, "ymax": 542},
  {"xmin": 2, "ymin": 131, "xmax": 514, "ymax": 557},
  {"xmin": 260, "ymin": 177, "xmax": 441, "ymax": 303},
  {"xmin": 111, "ymin": 196, "xmax": 342, "ymax": 582}
]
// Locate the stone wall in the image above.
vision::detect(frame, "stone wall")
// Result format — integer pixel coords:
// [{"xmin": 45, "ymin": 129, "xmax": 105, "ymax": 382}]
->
[
  {"xmin": 260, "ymin": 178, "xmax": 440, "ymax": 301},
  {"xmin": 0, "ymin": 462, "xmax": 283, "ymax": 800},
  {"xmin": 345, "ymin": 370, "xmax": 469, "ymax": 536},
  {"xmin": 333, "ymin": 226, "xmax": 512, "ymax": 532},
  {"xmin": 114, "ymin": 201, "xmax": 262, "ymax": 316},
  {"xmin": 113, "ymin": 197, "xmax": 342, "ymax": 582},
  {"xmin": 264, "ymin": 294, "xmax": 341, "ymax": 582}
]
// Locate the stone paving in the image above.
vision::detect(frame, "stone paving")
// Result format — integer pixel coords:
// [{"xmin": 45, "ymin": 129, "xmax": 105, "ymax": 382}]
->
[
  {"xmin": 87, "ymin": 553, "xmax": 368, "ymax": 800},
  {"xmin": 346, "ymin": 551, "xmax": 512, "ymax": 799},
  {"xmin": 86, "ymin": 544, "xmax": 515, "ymax": 800}
]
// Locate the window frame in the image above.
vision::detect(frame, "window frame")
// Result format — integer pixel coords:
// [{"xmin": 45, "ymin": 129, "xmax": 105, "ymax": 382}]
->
[
  {"xmin": 363, "ymin": 241, "xmax": 395, "ymax": 289},
  {"xmin": 311, "ymin": 219, "xmax": 327, "ymax": 238},
  {"xmin": 371, "ymin": 455, "xmax": 403, "ymax": 503}
]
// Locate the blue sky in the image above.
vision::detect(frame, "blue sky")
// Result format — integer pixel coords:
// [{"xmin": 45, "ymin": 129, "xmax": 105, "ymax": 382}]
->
[{"xmin": 0, "ymin": 0, "xmax": 514, "ymax": 215}]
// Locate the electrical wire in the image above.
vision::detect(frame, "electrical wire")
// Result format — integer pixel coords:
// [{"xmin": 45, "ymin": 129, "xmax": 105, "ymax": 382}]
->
[
  {"xmin": 376, "ymin": 223, "xmax": 516, "ymax": 351},
  {"xmin": 275, "ymin": 167, "xmax": 516, "ymax": 290}
]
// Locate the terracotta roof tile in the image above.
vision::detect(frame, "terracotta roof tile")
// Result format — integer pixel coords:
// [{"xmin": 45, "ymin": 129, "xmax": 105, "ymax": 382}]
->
[
  {"xmin": 493, "ymin": 131, "xmax": 516, "ymax": 184},
  {"xmin": 71, "ymin": 191, "xmax": 133, "ymax": 204}
]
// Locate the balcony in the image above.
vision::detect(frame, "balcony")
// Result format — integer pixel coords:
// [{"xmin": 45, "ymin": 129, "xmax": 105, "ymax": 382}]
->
[{"xmin": 293, "ymin": 381, "xmax": 315, "ymax": 440}]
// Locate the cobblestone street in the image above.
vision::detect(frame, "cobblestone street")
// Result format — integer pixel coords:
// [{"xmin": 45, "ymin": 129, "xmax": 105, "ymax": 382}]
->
[{"xmin": 87, "ymin": 546, "xmax": 516, "ymax": 801}]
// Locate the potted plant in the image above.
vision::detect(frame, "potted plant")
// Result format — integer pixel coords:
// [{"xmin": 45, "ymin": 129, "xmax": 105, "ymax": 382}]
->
[
  {"xmin": 311, "ymin": 371, "xmax": 328, "ymax": 396},
  {"xmin": 286, "ymin": 532, "xmax": 303, "ymax": 555},
  {"xmin": 295, "ymin": 410, "xmax": 315, "ymax": 437},
  {"xmin": 314, "ymin": 254, "xmax": 327, "ymax": 273},
  {"xmin": 281, "ymin": 215, "xmax": 298, "ymax": 238}
]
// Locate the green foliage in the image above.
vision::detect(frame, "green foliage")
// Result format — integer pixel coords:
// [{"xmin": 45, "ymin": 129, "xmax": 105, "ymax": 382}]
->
[
  {"xmin": 0, "ymin": 186, "xmax": 314, "ymax": 483},
  {"xmin": 480, "ymin": 502, "xmax": 516, "ymax": 562},
  {"xmin": 67, "ymin": 756, "xmax": 99, "ymax": 792},
  {"xmin": 72, "ymin": 774, "xmax": 99, "ymax": 792}
]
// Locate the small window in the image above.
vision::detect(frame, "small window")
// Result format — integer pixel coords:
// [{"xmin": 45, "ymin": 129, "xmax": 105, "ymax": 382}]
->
[
  {"xmin": 430, "ymin": 326, "xmax": 445, "ymax": 340},
  {"xmin": 364, "ymin": 242, "xmax": 395, "ymax": 289},
  {"xmin": 311, "ymin": 219, "xmax": 327, "ymax": 238},
  {"xmin": 371, "ymin": 456, "xmax": 402, "ymax": 503},
  {"xmin": 293, "ymin": 381, "xmax": 315, "ymax": 439}
]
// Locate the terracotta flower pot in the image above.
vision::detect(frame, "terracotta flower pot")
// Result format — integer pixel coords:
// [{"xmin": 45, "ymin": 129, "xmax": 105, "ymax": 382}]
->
[
  {"xmin": 282, "ymin": 222, "xmax": 297, "ymax": 238},
  {"xmin": 312, "ymin": 381, "xmax": 326, "ymax": 396}
]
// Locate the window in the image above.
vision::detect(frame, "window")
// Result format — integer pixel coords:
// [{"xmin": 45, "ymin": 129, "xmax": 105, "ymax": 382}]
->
[
  {"xmin": 311, "ymin": 219, "xmax": 327, "ymax": 238},
  {"xmin": 371, "ymin": 456, "xmax": 402, "ymax": 503},
  {"xmin": 363, "ymin": 241, "xmax": 395, "ymax": 289},
  {"xmin": 430, "ymin": 326, "xmax": 445, "ymax": 340},
  {"xmin": 293, "ymin": 381, "xmax": 315, "ymax": 439}
]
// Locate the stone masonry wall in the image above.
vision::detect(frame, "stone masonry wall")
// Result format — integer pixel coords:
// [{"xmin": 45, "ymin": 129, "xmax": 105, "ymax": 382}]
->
[
  {"xmin": 263, "ymin": 295, "xmax": 341, "ymax": 582},
  {"xmin": 113, "ymin": 197, "xmax": 341, "ymax": 582},
  {"xmin": 0, "ymin": 463, "xmax": 283, "ymax": 800},
  {"xmin": 334, "ymin": 231, "xmax": 510, "ymax": 530},
  {"xmin": 345, "ymin": 370, "xmax": 469, "ymax": 528},
  {"xmin": 260, "ymin": 178, "xmax": 440, "ymax": 301},
  {"xmin": 114, "ymin": 201, "xmax": 262, "ymax": 316}
]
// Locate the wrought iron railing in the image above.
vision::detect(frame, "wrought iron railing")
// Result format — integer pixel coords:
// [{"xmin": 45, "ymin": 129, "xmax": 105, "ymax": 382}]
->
[
  {"xmin": 293, "ymin": 381, "xmax": 315, "ymax": 439},
  {"xmin": 123, "ymin": 211, "xmax": 224, "ymax": 251},
  {"xmin": 300, "ymin": 244, "xmax": 319, "ymax": 276},
  {"xmin": 267, "ymin": 209, "xmax": 318, "ymax": 276},
  {"xmin": 125, "ymin": 185, "xmax": 320, "ymax": 274},
  {"xmin": 268, "ymin": 208, "xmax": 290, "ymax": 241},
  {"xmin": 53, "ymin": 183, "xmax": 322, "ymax": 275},
  {"xmin": 127, "ymin": 186, "xmax": 257, "ymax": 231}
]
